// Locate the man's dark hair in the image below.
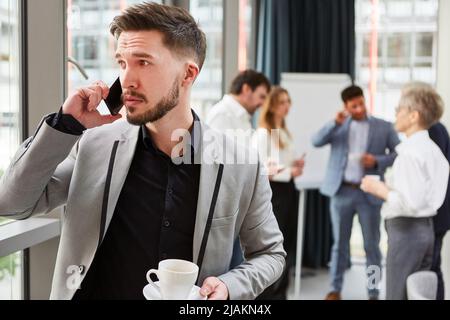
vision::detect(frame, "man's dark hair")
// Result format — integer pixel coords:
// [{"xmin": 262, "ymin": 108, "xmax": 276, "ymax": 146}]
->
[
  {"xmin": 229, "ymin": 70, "xmax": 271, "ymax": 95},
  {"xmin": 110, "ymin": 2, "xmax": 207, "ymax": 71},
  {"xmin": 341, "ymin": 85, "xmax": 364, "ymax": 103}
]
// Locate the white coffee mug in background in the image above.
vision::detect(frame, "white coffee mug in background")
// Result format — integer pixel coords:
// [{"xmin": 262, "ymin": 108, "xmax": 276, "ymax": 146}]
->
[
  {"xmin": 348, "ymin": 152, "xmax": 362, "ymax": 162},
  {"xmin": 146, "ymin": 259, "xmax": 199, "ymax": 300}
]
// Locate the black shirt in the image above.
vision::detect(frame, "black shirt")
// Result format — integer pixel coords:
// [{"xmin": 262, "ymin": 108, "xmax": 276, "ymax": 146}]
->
[{"xmin": 47, "ymin": 111, "xmax": 201, "ymax": 299}]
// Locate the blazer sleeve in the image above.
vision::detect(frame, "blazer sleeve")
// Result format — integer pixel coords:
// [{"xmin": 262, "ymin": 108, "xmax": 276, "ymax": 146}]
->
[
  {"xmin": 218, "ymin": 161, "xmax": 287, "ymax": 300},
  {"xmin": 0, "ymin": 115, "xmax": 80, "ymax": 220},
  {"xmin": 374, "ymin": 122, "xmax": 400, "ymax": 172},
  {"xmin": 312, "ymin": 120, "xmax": 339, "ymax": 147}
]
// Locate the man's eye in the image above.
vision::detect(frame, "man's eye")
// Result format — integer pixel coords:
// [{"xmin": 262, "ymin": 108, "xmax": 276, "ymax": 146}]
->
[
  {"xmin": 117, "ymin": 61, "xmax": 125, "ymax": 68},
  {"xmin": 140, "ymin": 60, "xmax": 150, "ymax": 66}
]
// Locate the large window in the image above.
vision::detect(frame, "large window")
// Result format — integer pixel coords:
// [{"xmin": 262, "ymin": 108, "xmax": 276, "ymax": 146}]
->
[
  {"xmin": 67, "ymin": 0, "xmax": 162, "ymax": 112},
  {"xmin": 0, "ymin": 0, "xmax": 23, "ymax": 300},
  {"xmin": 355, "ymin": 0, "xmax": 439, "ymax": 121},
  {"xmin": 239, "ymin": 0, "xmax": 254, "ymax": 71},
  {"xmin": 190, "ymin": 0, "xmax": 255, "ymax": 118},
  {"xmin": 189, "ymin": 0, "xmax": 223, "ymax": 118}
]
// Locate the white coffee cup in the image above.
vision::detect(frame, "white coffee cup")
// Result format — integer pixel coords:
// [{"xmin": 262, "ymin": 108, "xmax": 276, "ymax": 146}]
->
[
  {"xmin": 348, "ymin": 153, "xmax": 362, "ymax": 161},
  {"xmin": 146, "ymin": 259, "xmax": 199, "ymax": 300}
]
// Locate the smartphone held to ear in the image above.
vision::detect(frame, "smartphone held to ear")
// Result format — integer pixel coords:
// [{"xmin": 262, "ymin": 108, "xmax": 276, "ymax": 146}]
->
[{"xmin": 104, "ymin": 77, "xmax": 123, "ymax": 115}]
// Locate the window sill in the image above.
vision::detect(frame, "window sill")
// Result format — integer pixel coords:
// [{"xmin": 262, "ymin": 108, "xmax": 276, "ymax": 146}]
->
[{"xmin": 0, "ymin": 218, "xmax": 60, "ymax": 257}]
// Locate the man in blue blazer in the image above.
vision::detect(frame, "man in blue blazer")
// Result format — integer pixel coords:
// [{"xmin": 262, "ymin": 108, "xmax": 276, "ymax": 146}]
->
[
  {"xmin": 312, "ymin": 85, "xmax": 400, "ymax": 300},
  {"xmin": 429, "ymin": 121, "xmax": 450, "ymax": 300}
]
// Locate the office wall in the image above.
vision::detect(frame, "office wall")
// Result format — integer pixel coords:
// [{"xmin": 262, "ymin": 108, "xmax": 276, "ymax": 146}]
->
[
  {"xmin": 437, "ymin": 0, "xmax": 450, "ymax": 300},
  {"xmin": 27, "ymin": 0, "xmax": 66, "ymax": 128},
  {"xmin": 438, "ymin": 0, "xmax": 450, "ymax": 126},
  {"xmin": 26, "ymin": 0, "xmax": 66, "ymax": 299}
]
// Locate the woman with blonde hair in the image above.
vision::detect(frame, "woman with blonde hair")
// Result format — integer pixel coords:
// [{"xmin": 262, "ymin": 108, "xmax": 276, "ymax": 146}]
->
[
  {"xmin": 361, "ymin": 82, "xmax": 449, "ymax": 300},
  {"xmin": 253, "ymin": 86, "xmax": 304, "ymax": 299}
]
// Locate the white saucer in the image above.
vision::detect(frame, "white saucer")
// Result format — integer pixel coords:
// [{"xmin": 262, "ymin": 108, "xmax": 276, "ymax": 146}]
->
[{"xmin": 143, "ymin": 281, "xmax": 207, "ymax": 300}]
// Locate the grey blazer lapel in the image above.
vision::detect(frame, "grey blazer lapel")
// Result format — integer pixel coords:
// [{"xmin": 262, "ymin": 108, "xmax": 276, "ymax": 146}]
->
[
  {"xmin": 192, "ymin": 124, "xmax": 223, "ymax": 270},
  {"xmin": 99, "ymin": 125, "xmax": 140, "ymax": 246}
]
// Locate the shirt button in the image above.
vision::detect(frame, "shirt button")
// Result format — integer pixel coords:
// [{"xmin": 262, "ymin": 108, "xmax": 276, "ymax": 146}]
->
[
  {"xmin": 167, "ymin": 188, "xmax": 173, "ymax": 196},
  {"xmin": 163, "ymin": 220, "xmax": 171, "ymax": 228}
]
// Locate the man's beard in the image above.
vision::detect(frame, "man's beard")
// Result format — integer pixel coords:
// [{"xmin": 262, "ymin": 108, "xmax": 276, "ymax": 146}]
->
[{"xmin": 126, "ymin": 79, "xmax": 180, "ymax": 125}]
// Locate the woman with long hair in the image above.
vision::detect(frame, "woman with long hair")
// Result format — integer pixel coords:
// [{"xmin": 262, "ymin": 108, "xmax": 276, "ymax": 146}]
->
[{"xmin": 253, "ymin": 86, "xmax": 304, "ymax": 299}]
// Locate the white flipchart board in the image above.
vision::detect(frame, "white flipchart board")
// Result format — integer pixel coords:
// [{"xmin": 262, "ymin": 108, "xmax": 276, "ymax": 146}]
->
[
  {"xmin": 281, "ymin": 73, "xmax": 352, "ymax": 189},
  {"xmin": 280, "ymin": 73, "xmax": 352, "ymax": 299}
]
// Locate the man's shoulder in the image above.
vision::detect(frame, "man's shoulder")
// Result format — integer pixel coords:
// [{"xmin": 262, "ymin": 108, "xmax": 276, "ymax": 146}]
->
[
  {"xmin": 82, "ymin": 119, "xmax": 134, "ymax": 142},
  {"xmin": 370, "ymin": 116, "xmax": 392, "ymax": 127},
  {"xmin": 206, "ymin": 100, "xmax": 232, "ymax": 123}
]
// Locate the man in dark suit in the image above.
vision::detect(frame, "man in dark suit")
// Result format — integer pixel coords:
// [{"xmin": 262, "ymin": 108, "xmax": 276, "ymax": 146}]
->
[{"xmin": 429, "ymin": 121, "xmax": 450, "ymax": 300}]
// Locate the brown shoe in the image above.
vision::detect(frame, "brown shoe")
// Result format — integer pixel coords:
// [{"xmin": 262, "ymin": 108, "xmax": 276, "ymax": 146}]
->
[{"xmin": 325, "ymin": 292, "xmax": 342, "ymax": 300}]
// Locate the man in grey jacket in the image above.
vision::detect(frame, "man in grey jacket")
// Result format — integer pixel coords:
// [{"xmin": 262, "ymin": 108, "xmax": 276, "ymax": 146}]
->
[
  {"xmin": 312, "ymin": 85, "xmax": 399, "ymax": 300},
  {"xmin": 0, "ymin": 2, "xmax": 285, "ymax": 300}
]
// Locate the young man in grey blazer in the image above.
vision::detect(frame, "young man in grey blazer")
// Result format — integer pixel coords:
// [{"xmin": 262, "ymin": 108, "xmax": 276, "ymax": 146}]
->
[
  {"xmin": 0, "ymin": 3, "xmax": 285, "ymax": 300},
  {"xmin": 312, "ymin": 86, "xmax": 400, "ymax": 300}
]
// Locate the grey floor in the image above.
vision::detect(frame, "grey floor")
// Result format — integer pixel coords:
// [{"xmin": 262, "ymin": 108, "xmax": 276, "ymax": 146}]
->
[{"xmin": 286, "ymin": 261, "xmax": 386, "ymax": 300}]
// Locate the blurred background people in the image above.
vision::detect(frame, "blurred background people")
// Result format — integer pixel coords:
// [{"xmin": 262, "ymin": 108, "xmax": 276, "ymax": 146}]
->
[
  {"xmin": 362, "ymin": 82, "xmax": 449, "ymax": 300},
  {"xmin": 312, "ymin": 85, "xmax": 400, "ymax": 300},
  {"xmin": 252, "ymin": 86, "xmax": 304, "ymax": 299},
  {"xmin": 206, "ymin": 69, "xmax": 271, "ymax": 143}
]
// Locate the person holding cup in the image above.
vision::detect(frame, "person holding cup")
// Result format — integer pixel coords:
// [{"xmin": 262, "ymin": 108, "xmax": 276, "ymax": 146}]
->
[
  {"xmin": 361, "ymin": 82, "xmax": 450, "ymax": 300},
  {"xmin": 312, "ymin": 85, "xmax": 400, "ymax": 300},
  {"xmin": 0, "ymin": 2, "xmax": 286, "ymax": 300},
  {"xmin": 146, "ymin": 259, "xmax": 201, "ymax": 300}
]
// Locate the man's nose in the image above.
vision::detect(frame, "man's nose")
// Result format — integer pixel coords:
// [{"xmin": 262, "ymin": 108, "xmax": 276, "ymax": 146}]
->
[{"xmin": 121, "ymin": 68, "xmax": 138, "ymax": 89}]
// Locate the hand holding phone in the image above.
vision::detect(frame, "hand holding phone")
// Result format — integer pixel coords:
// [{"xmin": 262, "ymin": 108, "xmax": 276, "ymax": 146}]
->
[
  {"xmin": 61, "ymin": 80, "xmax": 122, "ymax": 129},
  {"xmin": 335, "ymin": 109, "xmax": 349, "ymax": 126},
  {"xmin": 104, "ymin": 77, "xmax": 123, "ymax": 115}
]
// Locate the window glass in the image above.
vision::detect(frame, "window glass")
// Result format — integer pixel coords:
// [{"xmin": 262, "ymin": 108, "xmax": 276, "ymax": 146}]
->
[
  {"xmin": 67, "ymin": 0, "xmax": 162, "ymax": 114},
  {"xmin": 0, "ymin": 0, "xmax": 23, "ymax": 300},
  {"xmin": 189, "ymin": 0, "xmax": 223, "ymax": 118},
  {"xmin": 355, "ymin": 0, "xmax": 438, "ymax": 121}
]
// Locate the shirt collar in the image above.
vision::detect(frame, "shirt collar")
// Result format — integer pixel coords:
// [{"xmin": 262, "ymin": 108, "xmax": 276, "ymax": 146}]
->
[
  {"xmin": 350, "ymin": 116, "xmax": 370, "ymax": 124},
  {"xmin": 141, "ymin": 109, "xmax": 201, "ymax": 157},
  {"xmin": 396, "ymin": 130, "xmax": 429, "ymax": 153},
  {"xmin": 223, "ymin": 94, "xmax": 252, "ymax": 122}
]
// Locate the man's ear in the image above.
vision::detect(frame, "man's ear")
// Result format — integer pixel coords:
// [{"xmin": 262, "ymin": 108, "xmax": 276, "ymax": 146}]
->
[
  {"xmin": 242, "ymin": 83, "xmax": 252, "ymax": 96},
  {"xmin": 182, "ymin": 62, "xmax": 200, "ymax": 87}
]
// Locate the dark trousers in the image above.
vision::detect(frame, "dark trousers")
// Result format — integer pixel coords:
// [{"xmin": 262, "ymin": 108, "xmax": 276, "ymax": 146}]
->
[
  {"xmin": 385, "ymin": 217, "xmax": 434, "ymax": 300},
  {"xmin": 431, "ymin": 232, "xmax": 447, "ymax": 300},
  {"xmin": 257, "ymin": 180, "xmax": 299, "ymax": 300},
  {"xmin": 229, "ymin": 239, "xmax": 243, "ymax": 269}
]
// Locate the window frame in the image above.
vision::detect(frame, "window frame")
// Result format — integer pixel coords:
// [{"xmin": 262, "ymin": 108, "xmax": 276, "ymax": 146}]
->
[{"xmin": 0, "ymin": 0, "xmax": 28, "ymax": 300}]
